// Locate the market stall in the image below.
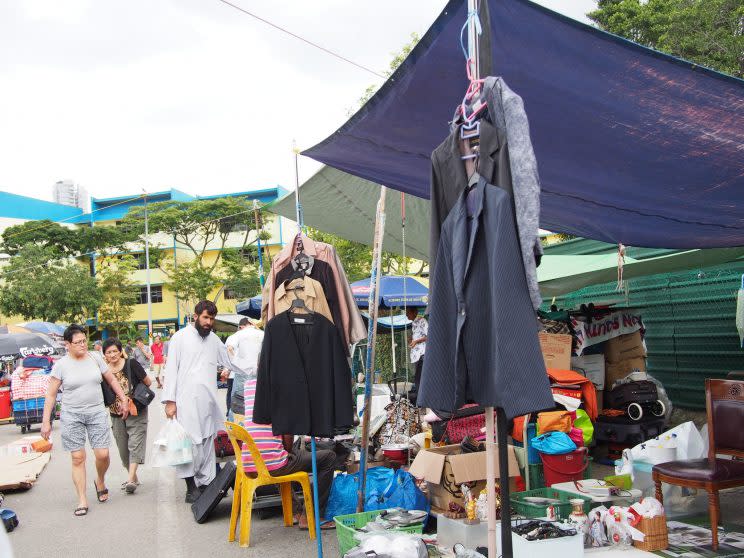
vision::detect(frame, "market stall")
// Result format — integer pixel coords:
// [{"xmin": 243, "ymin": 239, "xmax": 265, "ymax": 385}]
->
[{"xmin": 288, "ymin": 0, "xmax": 744, "ymax": 553}]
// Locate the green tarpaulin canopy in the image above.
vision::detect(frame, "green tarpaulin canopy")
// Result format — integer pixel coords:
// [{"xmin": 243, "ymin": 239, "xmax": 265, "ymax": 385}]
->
[{"xmin": 268, "ymin": 166, "xmax": 744, "ymax": 297}]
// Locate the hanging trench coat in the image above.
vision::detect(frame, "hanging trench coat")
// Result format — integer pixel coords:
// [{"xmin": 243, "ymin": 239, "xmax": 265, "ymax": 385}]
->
[{"xmin": 417, "ymin": 176, "xmax": 554, "ymax": 420}]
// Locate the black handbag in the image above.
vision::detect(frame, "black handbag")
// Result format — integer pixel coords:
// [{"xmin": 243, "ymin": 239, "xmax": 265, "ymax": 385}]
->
[
  {"xmin": 96, "ymin": 353, "xmax": 117, "ymax": 406},
  {"xmin": 125, "ymin": 358, "xmax": 156, "ymax": 407}
]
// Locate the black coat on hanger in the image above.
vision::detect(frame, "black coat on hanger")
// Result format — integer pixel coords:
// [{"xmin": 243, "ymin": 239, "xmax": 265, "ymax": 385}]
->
[{"xmin": 253, "ymin": 311, "xmax": 353, "ymax": 437}]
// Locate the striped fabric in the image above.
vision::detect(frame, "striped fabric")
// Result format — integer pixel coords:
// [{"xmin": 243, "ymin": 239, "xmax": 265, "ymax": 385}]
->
[{"xmin": 241, "ymin": 378, "xmax": 288, "ymax": 473}]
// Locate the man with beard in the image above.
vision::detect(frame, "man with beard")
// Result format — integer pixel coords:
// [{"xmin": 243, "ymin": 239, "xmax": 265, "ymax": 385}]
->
[{"xmin": 162, "ymin": 300, "xmax": 232, "ymax": 503}]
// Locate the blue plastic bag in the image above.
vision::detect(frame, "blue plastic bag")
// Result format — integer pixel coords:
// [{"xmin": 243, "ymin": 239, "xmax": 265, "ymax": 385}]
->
[
  {"xmin": 325, "ymin": 467, "xmax": 429, "ymax": 520},
  {"xmin": 365, "ymin": 468, "xmax": 430, "ymax": 515},
  {"xmin": 531, "ymin": 431, "xmax": 577, "ymax": 455}
]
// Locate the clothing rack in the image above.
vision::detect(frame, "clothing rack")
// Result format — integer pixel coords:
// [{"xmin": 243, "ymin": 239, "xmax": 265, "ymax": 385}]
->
[{"xmin": 292, "ymin": 144, "xmax": 324, "ymax": 558}]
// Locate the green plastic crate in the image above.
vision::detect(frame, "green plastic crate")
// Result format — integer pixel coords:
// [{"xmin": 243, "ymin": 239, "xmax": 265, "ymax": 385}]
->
[
  {"xmin": 333, "ymin": 510, "xmax": 424, "ymax": 556},
  {"xmin": 511, "ymin": 487, "xmax": 593, "ymax": 519}
]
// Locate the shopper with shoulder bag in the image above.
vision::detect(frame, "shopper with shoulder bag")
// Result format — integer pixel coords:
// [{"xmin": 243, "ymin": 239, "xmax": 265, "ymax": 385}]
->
[
  {"xmin": 40, "ymin": 325, "xmax": 130, "ymax": 517},
  {"xmin": 102, "ymin": 338, "xmax": 154, "ymax": 494}
]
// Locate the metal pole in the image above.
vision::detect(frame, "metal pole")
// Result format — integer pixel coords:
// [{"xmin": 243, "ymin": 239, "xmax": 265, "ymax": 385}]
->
[
  {"xmin": 292, "ymin": 143, "xmax": 323, "ymax": 558},
  {"xmin": 252, "ymin": 199, "xmax": 265, "ymax": 287},
  {"xmin": 143, "ymin": 189, "xmax": 153, "ymax": 339},
  {"xmin": 358, "ymin": 186, "xmax": 387, "ymax": 512}
]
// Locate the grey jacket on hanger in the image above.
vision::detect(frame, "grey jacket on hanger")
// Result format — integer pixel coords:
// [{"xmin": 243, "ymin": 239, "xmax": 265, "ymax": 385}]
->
[
  {"xmin": 429, "ymin": 76, "xmax": 543, "ymax": 310},
  {"xmin": 418, "ymin": 176, "xmax": 554, "ymax": 419}
]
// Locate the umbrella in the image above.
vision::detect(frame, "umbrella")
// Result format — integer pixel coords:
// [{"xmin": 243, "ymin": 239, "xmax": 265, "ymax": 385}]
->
[
  {"xmin": 351, "ymin": 276, "xmax": 428, "ymax": 308},
  {"xmin": 0, "ymin": 325, "xmax": 31, "ymax": 334},
  {"xmin": 236, "ymin": 295, "xmax": 263, "ymax": 319},
  {"xmin": 19, "ymin": 321, "xmax": 66, "ymax": 337},
  {"xmin": 0, "ymin": 333, "xmax": 57, "ymax": 363}
]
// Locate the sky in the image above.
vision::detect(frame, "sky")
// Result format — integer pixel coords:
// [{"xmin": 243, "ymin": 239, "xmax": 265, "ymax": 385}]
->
[{"xmin": 0, "ymin": 0, "xmax": 597, "ymax": 202}]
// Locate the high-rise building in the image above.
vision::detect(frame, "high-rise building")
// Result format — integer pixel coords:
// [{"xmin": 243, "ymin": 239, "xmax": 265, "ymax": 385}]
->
[{"xmin": 53, "ymin": 180, "xmax": 89, "ymax": 212}]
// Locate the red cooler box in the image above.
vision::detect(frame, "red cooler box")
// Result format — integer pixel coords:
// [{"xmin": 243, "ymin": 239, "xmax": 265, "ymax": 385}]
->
[{"xmin": 0, "ymin": 387, "xmax": 11, "ymax": 419}]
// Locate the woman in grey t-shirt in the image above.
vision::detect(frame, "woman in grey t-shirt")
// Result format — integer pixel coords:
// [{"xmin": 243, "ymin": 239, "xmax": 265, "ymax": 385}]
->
[{"xmin": 41, "ymin": 325, "xmax": 130, "ymax": 517}]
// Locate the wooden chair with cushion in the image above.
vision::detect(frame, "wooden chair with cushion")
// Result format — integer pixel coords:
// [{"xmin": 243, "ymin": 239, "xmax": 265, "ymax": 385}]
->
[
  {"xmin": 653, "ymin": 379, "xmax": 744, "ymax": 550},
  {"xmin": 224, "ymin": 421, "xmax": 316, "ymax": 547}
]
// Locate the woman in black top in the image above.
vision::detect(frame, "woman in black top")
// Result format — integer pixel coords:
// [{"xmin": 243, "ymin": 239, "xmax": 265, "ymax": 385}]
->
[{"xmin": 102, "ymin": 338, "xmax": 152, "ymax": 494}]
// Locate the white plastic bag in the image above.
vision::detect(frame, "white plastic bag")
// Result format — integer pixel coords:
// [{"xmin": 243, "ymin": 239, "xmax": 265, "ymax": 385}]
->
[{"xmin": 152, "ymin": 418, "xmax": 193, "ymax": 467}]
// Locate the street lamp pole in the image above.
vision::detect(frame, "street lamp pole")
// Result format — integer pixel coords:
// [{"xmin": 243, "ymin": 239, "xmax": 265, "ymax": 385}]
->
[{"xmin": 143, "ymin": 189, "xmax": 153, "ymax": 339}]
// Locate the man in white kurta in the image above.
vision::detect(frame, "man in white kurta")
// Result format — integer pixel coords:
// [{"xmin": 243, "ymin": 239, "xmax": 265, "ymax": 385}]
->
[{"xmin": 162, "ymin": 301, "xmax": 231, "ymax": 502}]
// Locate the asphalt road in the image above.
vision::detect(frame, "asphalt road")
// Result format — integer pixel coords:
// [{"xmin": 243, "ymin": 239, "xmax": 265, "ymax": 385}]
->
[{"xmin": 0, "ymin": 383, "xmax": 339, "ymax": 558}]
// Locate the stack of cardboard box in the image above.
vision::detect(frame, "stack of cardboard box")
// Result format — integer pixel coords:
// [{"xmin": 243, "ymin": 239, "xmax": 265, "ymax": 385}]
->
[{"xmin": 604, "ymin": 331, "xmax": 647, "ymax": 390}]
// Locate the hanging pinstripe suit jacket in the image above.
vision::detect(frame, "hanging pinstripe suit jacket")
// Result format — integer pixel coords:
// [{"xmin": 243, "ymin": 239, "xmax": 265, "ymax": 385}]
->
[{"xmin": 417, "ymin": 175, "xmax": 554, "ymax": 420}]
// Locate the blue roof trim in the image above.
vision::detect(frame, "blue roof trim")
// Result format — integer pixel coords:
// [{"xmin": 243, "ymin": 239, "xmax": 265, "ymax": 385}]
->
[{"xmin": 0, "ymin": 191, "xmax": 83, "ymax": 222}]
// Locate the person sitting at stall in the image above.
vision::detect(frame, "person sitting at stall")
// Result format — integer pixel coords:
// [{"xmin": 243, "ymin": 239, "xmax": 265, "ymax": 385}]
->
[
  {"xmin": 406, "ymin": 306, "xmax": 427, "ymax": 403},
  {"xmin": 241, "ymin": 377, "xmax": 337, "ymax": 530}
]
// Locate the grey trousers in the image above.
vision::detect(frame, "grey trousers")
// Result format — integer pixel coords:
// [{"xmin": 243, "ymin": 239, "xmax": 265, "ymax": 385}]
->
[
  {"xmin": 176, "ymin": 434, "xmax": 216, "ymax": 487},
  {"xmin": 111, "ymin": 408, "xmax": 148, "ymax": 468}
]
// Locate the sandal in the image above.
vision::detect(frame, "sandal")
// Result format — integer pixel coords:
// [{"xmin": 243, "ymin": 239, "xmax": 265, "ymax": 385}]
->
[
  {"xmin": 73, "ymin": 507, "xmax": 88, "ymax": 517},
  {"xmin": 94, "ymin": 480, "xmax": 109, "ymax": 503},
  {"xmin": 125, "ymin": 482, "xmax": 137, "ymax": 494}
]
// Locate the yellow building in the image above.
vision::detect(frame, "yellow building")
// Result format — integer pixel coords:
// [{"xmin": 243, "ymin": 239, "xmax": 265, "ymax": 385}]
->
[
  {"xmin": 87, "ymin": 187, "xmax": 291, "ymax": 334},
  {"xmin": 0, "ymin": 187, "xmax": 291, "ymax": 334}
]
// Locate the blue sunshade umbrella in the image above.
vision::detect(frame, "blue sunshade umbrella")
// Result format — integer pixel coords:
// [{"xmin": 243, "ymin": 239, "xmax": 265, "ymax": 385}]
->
[
  {"xmin": 19, "ymin": 321, "xmax": 66, "ymax": 336},
  {"xmin": 351, "ymin": 276, "xmax": 428, "ymax": 309},
  {"xmin": 236, "ymin": 295, "xmax": 263, "ymax": 320}
]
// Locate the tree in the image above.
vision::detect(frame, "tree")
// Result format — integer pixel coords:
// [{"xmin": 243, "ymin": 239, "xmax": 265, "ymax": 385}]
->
[
  {"xmin": 121, "ymin": 197, "xmax": 271, "ymax": 312},
  {"xmin": 0, "ymin": 244, "xmax": 100, "ymax": 323},
  {"xmin": 97, "ymin": 255, "xmax": 139, "ymax": 336},
  {"xmin": 168, "ymin": 263, "xmax": 222, "ymax": 312},
  {"xmin": 220, "ymin": 247, "xmax": 262, "ymax": 301},
  {"xmin": 1, "ymin": 219, "xmax": 132, "ymax": 257},
  {"xmin": 588, "ymin": 0, "xmax": 744, "ymax": 78},
  {"xmin": 351, "ymin": 33, "xmax": 421, "ymax": 113}
]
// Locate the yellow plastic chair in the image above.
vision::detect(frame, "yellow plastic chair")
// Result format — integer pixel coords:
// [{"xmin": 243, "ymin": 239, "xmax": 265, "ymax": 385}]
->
[{"xmin": 224, "ymin": 421, "xmax": 316, "ymax": 547}]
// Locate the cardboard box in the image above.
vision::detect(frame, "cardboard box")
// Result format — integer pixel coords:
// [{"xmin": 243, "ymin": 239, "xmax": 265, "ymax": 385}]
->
[
  {"xmin": 538, "ymin": 333, "xmax": 572, "ymax": 371},
  {"xmin": 605, "ymin": 357, "xmax": 647, "ymax": 388},
  {"xmin": 605, "ymin": 331, "xmax": 646, "ymax": 363},
  {"xmin": 571, "ymin": 354, "xmax": 606, "ymax": 390},
  {"xmin": 409, "ymin": 444, "xmax": 519, "ymax": 510}
]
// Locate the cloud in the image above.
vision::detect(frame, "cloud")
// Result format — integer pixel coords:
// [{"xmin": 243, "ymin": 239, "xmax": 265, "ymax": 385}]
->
[{"xmin": 0, "ymin": 0, "xmax": 596, "ymax": 201}]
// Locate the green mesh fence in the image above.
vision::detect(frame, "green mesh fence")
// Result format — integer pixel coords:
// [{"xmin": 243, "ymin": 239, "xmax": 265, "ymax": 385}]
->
[{"xmin": 547, "ymin": 262, "xmax": 744, "ymax": 409}]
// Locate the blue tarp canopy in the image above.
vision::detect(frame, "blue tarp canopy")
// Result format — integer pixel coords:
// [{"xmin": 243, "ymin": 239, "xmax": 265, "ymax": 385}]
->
[
  {"xmin": 351, "ymin": 276, "xmax": 429, "ymax": 308},
  {"xmin": 303, "ymin": 0, "xmax": 744, "ymax": 249},
  {"xmin": 236, "ymin": 295, "xmax": 262, "ymax": 319}
]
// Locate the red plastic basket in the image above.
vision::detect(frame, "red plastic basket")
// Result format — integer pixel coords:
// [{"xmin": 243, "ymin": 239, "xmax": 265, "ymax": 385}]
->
[{"xmin": 540, "ymin": 447, "xmax": 589, "ymax": 486}]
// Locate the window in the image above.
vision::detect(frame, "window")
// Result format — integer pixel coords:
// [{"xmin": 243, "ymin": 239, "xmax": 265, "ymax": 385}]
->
[
  {"xmin": 136, "ymin": 253, "xmax": 148, "ymax": 270},
  {"xmin": 138, "ymin": 285, "xmax": 163, "ymax": 304},
  {"xmin": 230, "ymin": 222, "xmax": 249, "ymax": 233},
  {"xmin": 223, "ymin": 288, "xmax": 238, "ymax": 300}
]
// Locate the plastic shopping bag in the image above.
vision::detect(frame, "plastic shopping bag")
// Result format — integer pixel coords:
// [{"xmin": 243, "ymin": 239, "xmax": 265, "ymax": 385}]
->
[
  {"xmin": 365, "ymin": 468, "xmax": 430, "ymax": 515},
  {"xmin": 325, "ymin": 467, "xmax": 429, "ymax": 520},
  {"xmin": 152, "ymin": 418, "xmax": 193, "ymax": 467}
]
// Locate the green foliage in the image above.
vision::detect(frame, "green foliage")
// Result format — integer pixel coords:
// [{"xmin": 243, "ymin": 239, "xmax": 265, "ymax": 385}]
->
[
  {"xmin": 307, "ymin": 228, "xmax": 373, "ymax": 282},
  {"xmin": 168, "ymin": 263, "xmax": 222, "ymax": 314},
  {"xmin": 0, "ymin": 220, "xmax": 132, "ymax": 258},
  {"xmin": 0, "ymin": 244, "xmax": 100, "ymax": 323},
  {"xmin": 353, "ymin": 33, "xmax": 421, "ymax": 112},
  {"xmin": 589, "ymin": 0, "xmax": 744, "ymax": 78},
  {"xmin": 97, "ymin": 255, "xmax": 139, "ymax": 336},
  {"xmin": 122, "ymin": 197, "xmax": 271, "ymax": 309},
  {"xmin": 221, "ymin": 247, "xmax": 262, "ymax": 300}
]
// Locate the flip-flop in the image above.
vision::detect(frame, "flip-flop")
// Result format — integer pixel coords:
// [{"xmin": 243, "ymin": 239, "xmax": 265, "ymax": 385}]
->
[
  {"xmin": 298, "ymin": 516, "xmax": 336, "ymax": 530},
  {"xmin": 73, "ymin": 507, "xmax": 88, "ymax": 517},
  {"xmin": 94, "ymin": 480, "xmax": 109, "ymax": 503}
]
